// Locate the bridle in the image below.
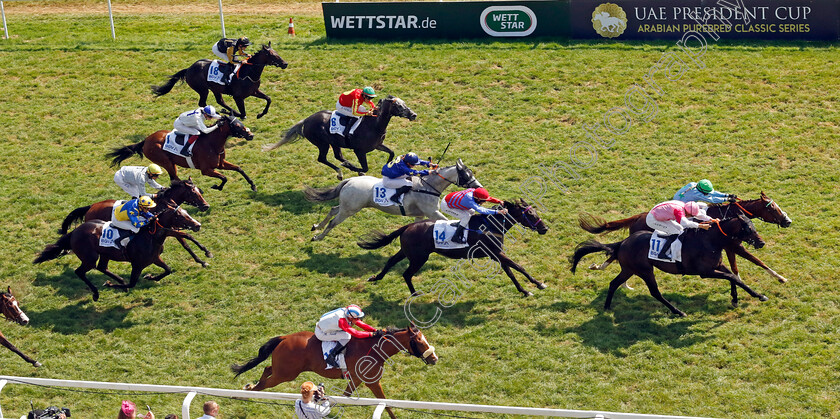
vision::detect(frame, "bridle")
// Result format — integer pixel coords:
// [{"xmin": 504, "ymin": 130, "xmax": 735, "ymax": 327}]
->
[
  {"xmin": 517, "ymin": 205, "xmax": 543, "ymax": 230},
  {"xmin": 419, "ymin": 166, "xmax": 476, "ymax": 197},
  {"xmin": 372, "ymin": 328, "xmax": 435, "ymax": 365},
  {"xmin": 1, "ymin": 294, "xmax": 23, "ymax": 324}
]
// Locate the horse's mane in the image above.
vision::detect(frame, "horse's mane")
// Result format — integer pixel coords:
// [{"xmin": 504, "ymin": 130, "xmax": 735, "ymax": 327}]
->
[{"xmin": 383, "ymin": 326, "xmax": 418, "ymax": 335}]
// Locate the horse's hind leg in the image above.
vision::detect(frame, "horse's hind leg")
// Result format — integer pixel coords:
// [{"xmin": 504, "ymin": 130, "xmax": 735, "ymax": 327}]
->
[
  {"xmin": 211, "ymin": 90, "xmax": 240, "ymax": 117},
  {"xmin": 604, "ymin": 269, "xmax": 633, "ymax": 312},
  {"xmin": 368, "ymin": 251, "xmax": 407, "ymax": 282},
  {"xmin": 316, "ymin": 144, "xmax": 344, "ymax": 180},
  {"xmin": 312, "ymin": 206, "xmax": 358, "ymax": 241},
  {"xmin": 312, "ymin": 205, "xmax": 339, "ymax": 231},
  {"xmin": 218, "ymin": 159, "xmax": 256, "ymax": 191},
  {"xmin": 248, "ymin": 365, "xmax": 297, "ymax": 391},
  {"xmin": 233, "ymin": 96, "xmax": 247, "ymax": 119},
  {"xmin": 197, "ymin": 88, "xmax": 209, "ymax": 107},
  {"xmin": 333, "ymin": 146, "xmax": 364, "ymax": 174},
  {"xmin": 401, "ymin": 253, "xmax": 430, "ymax": 296},
  {"xmin": 638, "ymin": 270, "xmax": 686, "ymax": 317},
  {"xmin": 74, "ymin": 265, "xmax": 100, "ymax": 302},
  {"xmin": 96, "ymin": 258, "xmax": 126, "ymax": 285},
  {"xmin": 245, "ymin": 365, "xmax": 275, "ymax": 391}
]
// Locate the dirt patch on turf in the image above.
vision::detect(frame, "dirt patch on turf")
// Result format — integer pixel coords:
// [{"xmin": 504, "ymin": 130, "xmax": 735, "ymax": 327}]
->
[{"xmin": 2, "ymin": 1, "xmax": 322, "ymax": 16}]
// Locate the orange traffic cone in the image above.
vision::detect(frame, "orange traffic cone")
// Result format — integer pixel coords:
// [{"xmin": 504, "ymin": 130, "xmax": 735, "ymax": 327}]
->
[{"xmin": 288, "ymin": 17, "xmax": 296, "ymax": 36}]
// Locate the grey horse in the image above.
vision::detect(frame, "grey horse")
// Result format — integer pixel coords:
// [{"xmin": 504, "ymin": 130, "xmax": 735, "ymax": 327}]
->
[{"xmin": 304, "ymin": 159, "xmax": 482, "ymax": 241}]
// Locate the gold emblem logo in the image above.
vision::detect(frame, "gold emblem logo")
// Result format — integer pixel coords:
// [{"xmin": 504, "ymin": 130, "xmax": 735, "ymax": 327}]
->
[{"xmin": 592, "ymin": 3, "xmax": 627, "ymax": 38}]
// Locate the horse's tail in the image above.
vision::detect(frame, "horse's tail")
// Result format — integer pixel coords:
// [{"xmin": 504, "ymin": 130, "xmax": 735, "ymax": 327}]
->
[
  {"xmin": 33, "ymin": 233, "xmax": 73, "ymax": 264},
  {"xmin": 151, "ymin": 68, "xmax": 188, "ymax": 97},
  {"xmin": 357, "ymin": 225, "xmax": 411, "ymax": 250},
  {"xmin": 59, "ymin": 205, "xmax": 91, "ymax": 234},
  {"xmin": 578, "ymin": 212, "xmax": 645, "ymax": 234},
  {"xmin": 303, "ymin": 180, "xmax": 350, "ymax": 202},
  {"xmin": 569, "ymin": 239, "xmax": 622, "ymax": 274},
  {"xmin": 263, "ymin": 120, "xmax": 304, "ymax": 151},
  {"xmin": 106, "ymin": 140, "xmax": 145, "ymax": 167},
  {"xmin": 231, "ymin": 336, "xmax": 284, "ymax": 378}
]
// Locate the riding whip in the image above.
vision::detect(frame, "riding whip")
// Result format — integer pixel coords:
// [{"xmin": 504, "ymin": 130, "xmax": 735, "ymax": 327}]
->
[{"xmin": 436, "ymin": 141, "xmax": 451, "ymax": 165}]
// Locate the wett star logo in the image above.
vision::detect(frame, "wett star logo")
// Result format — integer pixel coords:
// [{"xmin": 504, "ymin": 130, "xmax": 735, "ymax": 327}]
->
[
  {"xmin": 480, "ymin": 6, "xmax": 537, "ymax": 37},
  {"xmin": 592, "ymin": 3, "xmax": 627, "ymax": 38}
]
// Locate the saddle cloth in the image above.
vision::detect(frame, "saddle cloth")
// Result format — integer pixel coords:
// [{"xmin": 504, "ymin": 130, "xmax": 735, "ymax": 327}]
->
[
  {"xmin": 329, "ymin": 111, "xmax": 352, "ymax": 136},
  {"xmin": 163, "ymin": 132, "xmax": 198, "ymax": 155},
  {"xmin": 372, "ymin": 181, "xmax": 402, "ymax": 207},
  {"xmin": 433, "ymin": 220, "xmax": 468, "ymax": 249},
  {"xmin": 320, "ymin": 340, "xmax": 347, "ymax": 370},
  {"xmin": 98, "ymin": 222, "xmax": 121, "ymax": 249},
  {"xmin": 207, "ymin": 60, "xmax": 238, "ymax": 85},
  {"xmin": 648, "ymin": 231, "xmax": 683, "ymax": 262}
]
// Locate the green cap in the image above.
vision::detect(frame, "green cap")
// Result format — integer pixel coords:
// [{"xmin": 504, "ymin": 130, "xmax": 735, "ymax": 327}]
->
[
  {"xmin": 362, "ymin": 86, "xmax": 377, "ymax": 97},
  {"xmin": 697, "ymin": 179, "xmax": 714, "ymax": 194}
]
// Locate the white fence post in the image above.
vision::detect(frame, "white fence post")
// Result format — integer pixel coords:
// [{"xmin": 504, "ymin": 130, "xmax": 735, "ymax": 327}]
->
[
  {"xmin": 0, "ymin": 379, "xmax": 7, "ymax": 418},
  {"xmin": 372, "ymin": 402, "xmax": 387, "ymax": 419},
  {"xmin": 106, "ymin": 0, "xmax": 115, "ymax": 40},
  {"xmin": 181, "ymin": 391, "xmax": 197, "ymax": 419},
  {"xmin": 1, "ymin": 1, "xmax": 8, "ymax": 40},
  {"xmin": 217, "ymin": 0, "xmax": 225, "ymax": 38}
]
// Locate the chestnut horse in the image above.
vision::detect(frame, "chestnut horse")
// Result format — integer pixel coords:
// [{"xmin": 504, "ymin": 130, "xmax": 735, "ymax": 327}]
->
[
  {"xmin": 358, "ymin": 199, "xmax": 549, "ymax": 297},
  {"xmin": 58, "ymin": 179, "xmax": 213, "ymax": 267},
  {"xmin": 34, "ymin": 208, "xmax": 200, "ymax": 301},
  {"xmin": 232, "ymin": 326, "xmax": 437, "ymax": 419},
  {"xmin": 1, "ymin": 288, "xmax": 40, "ymax": 367},
  {"xmin": 152, "ymin": 43, "xmax": 288, "ymax": 119},
  {"xmin": 106, "ymin": 115, "xmax": 256, "ymax": 191},
  {"xmin": 571, "ymin": 214, "xmax": 768, "ymax": 316},
  {"xmin": 579, "ymin": 192, "xmax": 792, "ymax": 284}
]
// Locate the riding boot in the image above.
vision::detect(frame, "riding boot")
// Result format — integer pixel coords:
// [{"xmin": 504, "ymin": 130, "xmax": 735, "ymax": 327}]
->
[
  {"xmin": 452, "ymin": 224, "xmax": 467, "ymax": 244},
  {"xmin": 325, "ymin": 343, "xmax": 347, "ymax": 369},
  {"xmin": 343, "ymin": 123, "xmax": 353, "ymax": 143},
  {"xmin": 180, "ymin": 141, "xmax": 192, "ymax": 157},
  {"xmin": 390, "ymin": 186, "xmax": 412, "ymax": 204},
  {"xmin": 657, "ymin": 234, "xmax": 678, "ymax": 259}
]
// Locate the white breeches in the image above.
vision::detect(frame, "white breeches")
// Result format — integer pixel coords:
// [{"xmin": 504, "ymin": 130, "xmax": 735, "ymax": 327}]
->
[
  {"xmin": 382, "ymin": 176, "xmax": 416, "ymax": 189},
  {"xmin": 211, "ymin": 44, "xmax": 228, "ymax": 62},
  {"xmin": 646, "ymin": 212, "xmax": 684, "ymax": 236},
  {"xmin": 315, "ymin": 326, "xmax": 351, "ymax": 345},
  {"xmin": 173, "ymin": 121, "xmax": 202, "ymax": 136},
  {"xmin": 109, "ymin": 219, "xmax": 139, "ymax": 233},
  {"xmin": 114, "ymin": 173, "xmax": 148, "ymax": 198},
  {"xmin": 334, "ymin": 102, "xmax": 365, "ymax": 134},
  {"xmin": 440, "ymin": 200, "xmax": 474, "ymax": 227}
]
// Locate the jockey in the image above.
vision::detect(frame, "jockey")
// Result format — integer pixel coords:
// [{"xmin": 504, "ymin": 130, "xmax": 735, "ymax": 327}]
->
[
  {"xmin": 382, "ymin": 152, "xmax": 437, "ymax": 204},
  {"xmin": 173, "ymin": 105, "xmax": 223, "ymax": 157},
  {"xmin": 114, "ymin": 164, "xmax": 165, "ymax": 199},
  {"xmin": 440, "ymin": 188, "xmax": 507, "ymax": 244},
  {"xmin": 110, "ymin": 196, "xmax": 156, "ymax": 248},
  {"xmin": 335, "ymin": 87, "xmax": 377, "ymax": 139},
  {"xmin": 212, "ymin": 36, "xmax": 252, "ymax": 64},
  {"xmin": 315, "ymin": 304, "xmax": 379, "ymax": 369},
  {"xmin": 673, "ymin": 179, "xmax": 736, "ymax": 204},
  {"xmin": 646, "ymin": 200, "xmax": 717, "ymax": 259}
]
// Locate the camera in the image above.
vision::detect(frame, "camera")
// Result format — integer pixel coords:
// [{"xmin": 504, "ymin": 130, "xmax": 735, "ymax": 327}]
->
[
  {"xmin": 27, "ymin": 406, "xmax": 71, "ymax": 419},
  {"xmin": 313, "ymin": 383, "xmax": 326, "ymax": 402}
]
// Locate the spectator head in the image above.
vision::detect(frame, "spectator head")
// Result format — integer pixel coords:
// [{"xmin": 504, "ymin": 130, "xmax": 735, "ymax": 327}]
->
[
  {"xmin": 164, "ymin": 415, "xmax": 178, "ymax": 419},
  {"xmin": 118, "ymin": 401, "xmax": 136, "ymax": 419},
  {"xmin": 203, "ymin": 401, "xmax": 219, "ymax": 416}
]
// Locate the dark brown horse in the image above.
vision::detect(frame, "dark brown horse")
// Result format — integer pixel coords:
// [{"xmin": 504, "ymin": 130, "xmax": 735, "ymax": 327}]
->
[
  {"xmin": 579, "ymin": 192, "xmax": 792, "ymax": 284},
  {"xmin": 106, "ymin": 115, "xmax": 256, "ymax": 191},
  {"xmin": 263, "ymin": 95, "xmax": 417, "ymax": 180},
  {"xmin": 152, "ymin": 43, "xmax": 288, "ymax": 119},
  {"xmin": 58, "ymin": 179, "xmax": 213, "ymax": 267},
  {"xmin": 33, "ymin": 208, "xmax": 200, "ymax": 301},
  {"xmin": 231, "ymin": 326, "xmax": 437, "ymax": 419},
  {"xmin": 358, "ymin": 199, "xmax": 549, "ymax": 297},
  {"xmin": 570, "ymin": 214, "xmax": 768, "ymax": 317},
  {"xmin": 1, "ymin": 288, "xmax": 40, "ymax": 367}
]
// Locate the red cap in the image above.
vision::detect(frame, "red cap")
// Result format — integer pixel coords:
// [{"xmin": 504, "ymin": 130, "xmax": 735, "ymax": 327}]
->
[{"xmin": 473, "ymin": 188, "xmax": 502, "ymax": 203}]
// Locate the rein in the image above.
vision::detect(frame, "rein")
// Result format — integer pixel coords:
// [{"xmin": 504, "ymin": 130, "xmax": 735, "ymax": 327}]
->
[
  {"xmin": 733, "ymin": 201, "xmax": 754, "ymax": 217},
  {"xmin": 710, "ymin": 219, "xmax": 728, "ymax": 237}
]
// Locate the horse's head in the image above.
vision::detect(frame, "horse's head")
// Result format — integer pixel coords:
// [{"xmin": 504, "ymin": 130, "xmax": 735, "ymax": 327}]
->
[
  {"xmin": 154, "ymin": 207, "xmax": 201, "ymax": 232},
  {"xmin": 504, "ymin": 199, "xmax": 548, "ymax": 234},
  {"xmin": 454, "ymin": 158, "xmax": 482, "ymax": 188},
  {"xmin": 1, "ymin": 287, "xmax": 29, "ymax": 326},
  {"xmin": 378, "ymin": 95, "xmax": 417, "ymax": 121},
  {"xmin": 757, "ymin": 191, "xmax": 792, "ymax": 228},
  {"xmin": 168, "ymin": 177, "xmax": 210, "ymax": 211},
  {"xmin": 405, "ymin": 325, "xmax": 438, "ymax": 365},
  {"xmin": 224, "ymin": 116, "xmax": 254, "ymax": 141},
  {"xmin": 260, "ymin": 42, "xmax": 288, "ymax": 69},
  {"xmin": 721, "ymin": 213, "xmax": 764, "ymax": 249}
]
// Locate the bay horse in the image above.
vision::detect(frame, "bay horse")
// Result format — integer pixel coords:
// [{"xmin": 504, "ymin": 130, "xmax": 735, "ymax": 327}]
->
[
  {"xmin": 359, "ymin": 199, "xmax": 549, "ymax": 297},
  {"xmin": 263, "ymin": 95, "xmax": 417, "ymax": 180},
  {"xmin": 304, "ymin": 159, "xmax": 482, "ymax": 241},
  {"xmin": 578, "ymin": 192, "xmax": 792, "ymax": 285},
  {"xmin": 231, "ymin": 326, "xmax": 437, "ymax": 419},
  {"xmin": 1, "ymin": 288, "xmax": 41, "ymax": 367},
  {"xmin": 151, "ymin": 43, "xmax": 288, "ymax": 119},
  {"xmin": 58, "ymin": 178, "xmax": 213, "ymax": 267},
  {"xmin": 106, "ymin": 115, "xmax": 257, "ymax": 191},
  {"xmin": 570, "ymin": 214, "xmax": 769, "ymax": 317},
  {"xmin": 33, "ymin": 208, "xmax": 200, "ymax": 301}
]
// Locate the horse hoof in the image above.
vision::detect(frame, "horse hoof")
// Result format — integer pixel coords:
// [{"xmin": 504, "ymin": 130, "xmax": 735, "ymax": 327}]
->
[
  {"xmin": 759, "ymin": 295, "xmax": 769, "ymax": 302},
  {"xmin": 368, "ymin": 276, "xmax": 380, "ymax": 282},
  {"xmin": 336, "ymin": 175, "xmax": 343, "ymax": 181},
  {"xmin": 201, "ymin": 262, "xmax": 210, "ymax": 268},
  {"xmin": 677, "ymin": 311, "xmax": 687, "ymax": 317},
  {"xmin": 523, "ymin": 291, "xmax": 534, "ymax": 297},
  {"xmin": 537, "ymin": 282, "xmax": 548, "ymax": 290},
  {"xmin": 92, "ymin": 292, "xmax": 100, "ymax": 301},
  {"xmin": 251, "ymin": 186, "xmax": 257, "ymax": 192},
  {"xmin": 33, "ymin": 361, "xmax": 42, "ymax": 367},
  {"xmin": 311, "ymin": 224, "xmax": 318, "ymax": 231},
  {"xmin": 588, "ymin": 263, "xmax": 599, "ymax": 270},
  {"xmin": 206, "ymin": 252, "xmax": 214, "ymax": 258},
  {"xmin": 211, "ymin": 185, "xmax": 222, "ymax": 190},
  {"xmin": 312, "ymin": 235, "xmax": 323, "ymax": 242},
  {"xmin": 778, "ymin": 277, "xmax": 788, "ymax": 284}
]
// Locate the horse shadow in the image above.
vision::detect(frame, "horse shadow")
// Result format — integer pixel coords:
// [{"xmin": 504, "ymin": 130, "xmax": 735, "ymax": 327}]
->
[
  {"xmin": 251, "ymin": 189, "xmax": 320, "ymax": 214},
  {"xmin": 362, "ymin": 294, "xmax": 486, "ymax": 329},
  {"xmin": 294, "ymin": 248, "xmax": 391, "ymax": 278},
  {"xmin": 33, "ymin": 267, "xmax": 158, "ymax": 300},
  {"xmin": 30, "ymin": 301, "xmax": 136, "ymax": 335},
  {"xmin": 541, "ymin": 289, "xmax": 729, "ymax": 356}
]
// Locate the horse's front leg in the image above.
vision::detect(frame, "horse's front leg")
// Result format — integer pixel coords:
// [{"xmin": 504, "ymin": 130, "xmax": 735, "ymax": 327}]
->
[
  {"xmin": 496, "ymin": 252, "xmax": 532, "ymax": 297},
  {"xmin": 365, "ymin": 380, "xmax": 397, "ymax": 419},
  {"xmin": 145, "ymin": 255, "xmax": 173, "ymax": 282},
  {"xmin": 233, "ymin": 96, "xmax": 247, "ymax": 119},
  {"xmin": 334, "ymin": 147, "xmax": 364, "ymax": 174},
  {"xmin": 173, "ymin": 234, "xmax": 211, "ymax": 267},
  {"xmin": 501, "ymin": 252, "xmax": 547, "ymax": 290},
  {"xmin": 212, "ymin": 90, "xmax": 241, "ymax": 118},
  {"xmin": 376, "ymin": 143, "xmax": 395, "ymax": 162},
  {"xmin": 252, "ymin": 88, "xmax": 271, "ymax": 119},
  {"xmin": 353, "ymin": 150, "xmax": 370, "ymax": 174},
  {"xmin": 0, "ymin": 332, "xmax": 41, "ymax": 367},
  {"xmin": 217, "ymin": 159, "xmax": 256, "ymax": 191},
  {"xmin": 734, "ymin": 243, "xmax": 788, "ymax": 283},
  {"xmin": 701, "ymin": 265, "xmax": 769, "ymax": 307},
  {"xmin": 201, "ymin": 167, "xmax": 229, "ymax": 191}
]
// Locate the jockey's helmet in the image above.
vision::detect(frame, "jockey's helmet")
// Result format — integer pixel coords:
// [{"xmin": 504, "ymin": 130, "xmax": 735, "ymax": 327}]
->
[
  {"xmin": 202, "ymin": 105, "xmax": 221, "ymax": 118},
  {"xmin": 403, "ymin": 152, "xmax": 420, "ymax": 165},
  {"xmin": 697, "ymin": 179, "xmax": 714, "ymax": 194},
  {"xmin": 138, "ymin": 196, "xmax": 156, "ymax": 210},
  {"xmin": 237, "ymin": 37, "xmax": 251, "ymax": 47},
  {"xmin": 345, "ymin": 304, "xmax": 365, "ymax": 319},
  {"xmin": 473, "ymin": 188, "xmax": 503, "ymax": 204},
  {"xmin": 362, "ymin": 86, "xmax": 377, "ymax": 98},
  {"xmin": 147, "ymin": 163, "xmax": 163, "ymax": 176},
  {"xmin": 684, "ymin": 201, "xmax": 701, "ymax": 216}
]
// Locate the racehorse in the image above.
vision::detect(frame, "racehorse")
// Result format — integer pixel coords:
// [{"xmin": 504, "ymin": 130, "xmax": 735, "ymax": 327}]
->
[
  {"xmin": 304, "ymin": 159, "xmax": 482, "ymax": 241},
  {"xmin": 106, "ymin": 115, "xmax": 257, "ymax": 191},
  {"xmin": 0, "ymin": 288, "xmax": 41, "ymax": 367},
  {"xmin": 570, "ymin": 214, "xmax": 768, "ymax": 317},
  {"xmin": 33, "ymin": 208, "xmax": 200, "ymax": 301},
  {"xmin": 358, "ymin": 199, "xmax": 549, "ymax": 297},
  {"xmin": 231, "ymin": 326, "xmax": 437, "ymax": 419},
  {"xmin": 578, "ymin": 192, "xmax": 792, "ymax": 284},
  {"xmin": 58, "ymin": 178, "xmax": 213, "ymax": 267},
  {"xmin": 151, "ymin": 43, "xmax": 288, "ymax": 119},
  {"xmin": 263, "ymin": 95, "xmax": 417, "ymax": 180}
]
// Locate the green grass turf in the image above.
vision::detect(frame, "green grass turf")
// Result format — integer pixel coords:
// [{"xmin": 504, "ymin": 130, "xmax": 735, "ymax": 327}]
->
[{"xmin": 0, "ymin": 6, "xmax": 838, "ymax": 419}]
